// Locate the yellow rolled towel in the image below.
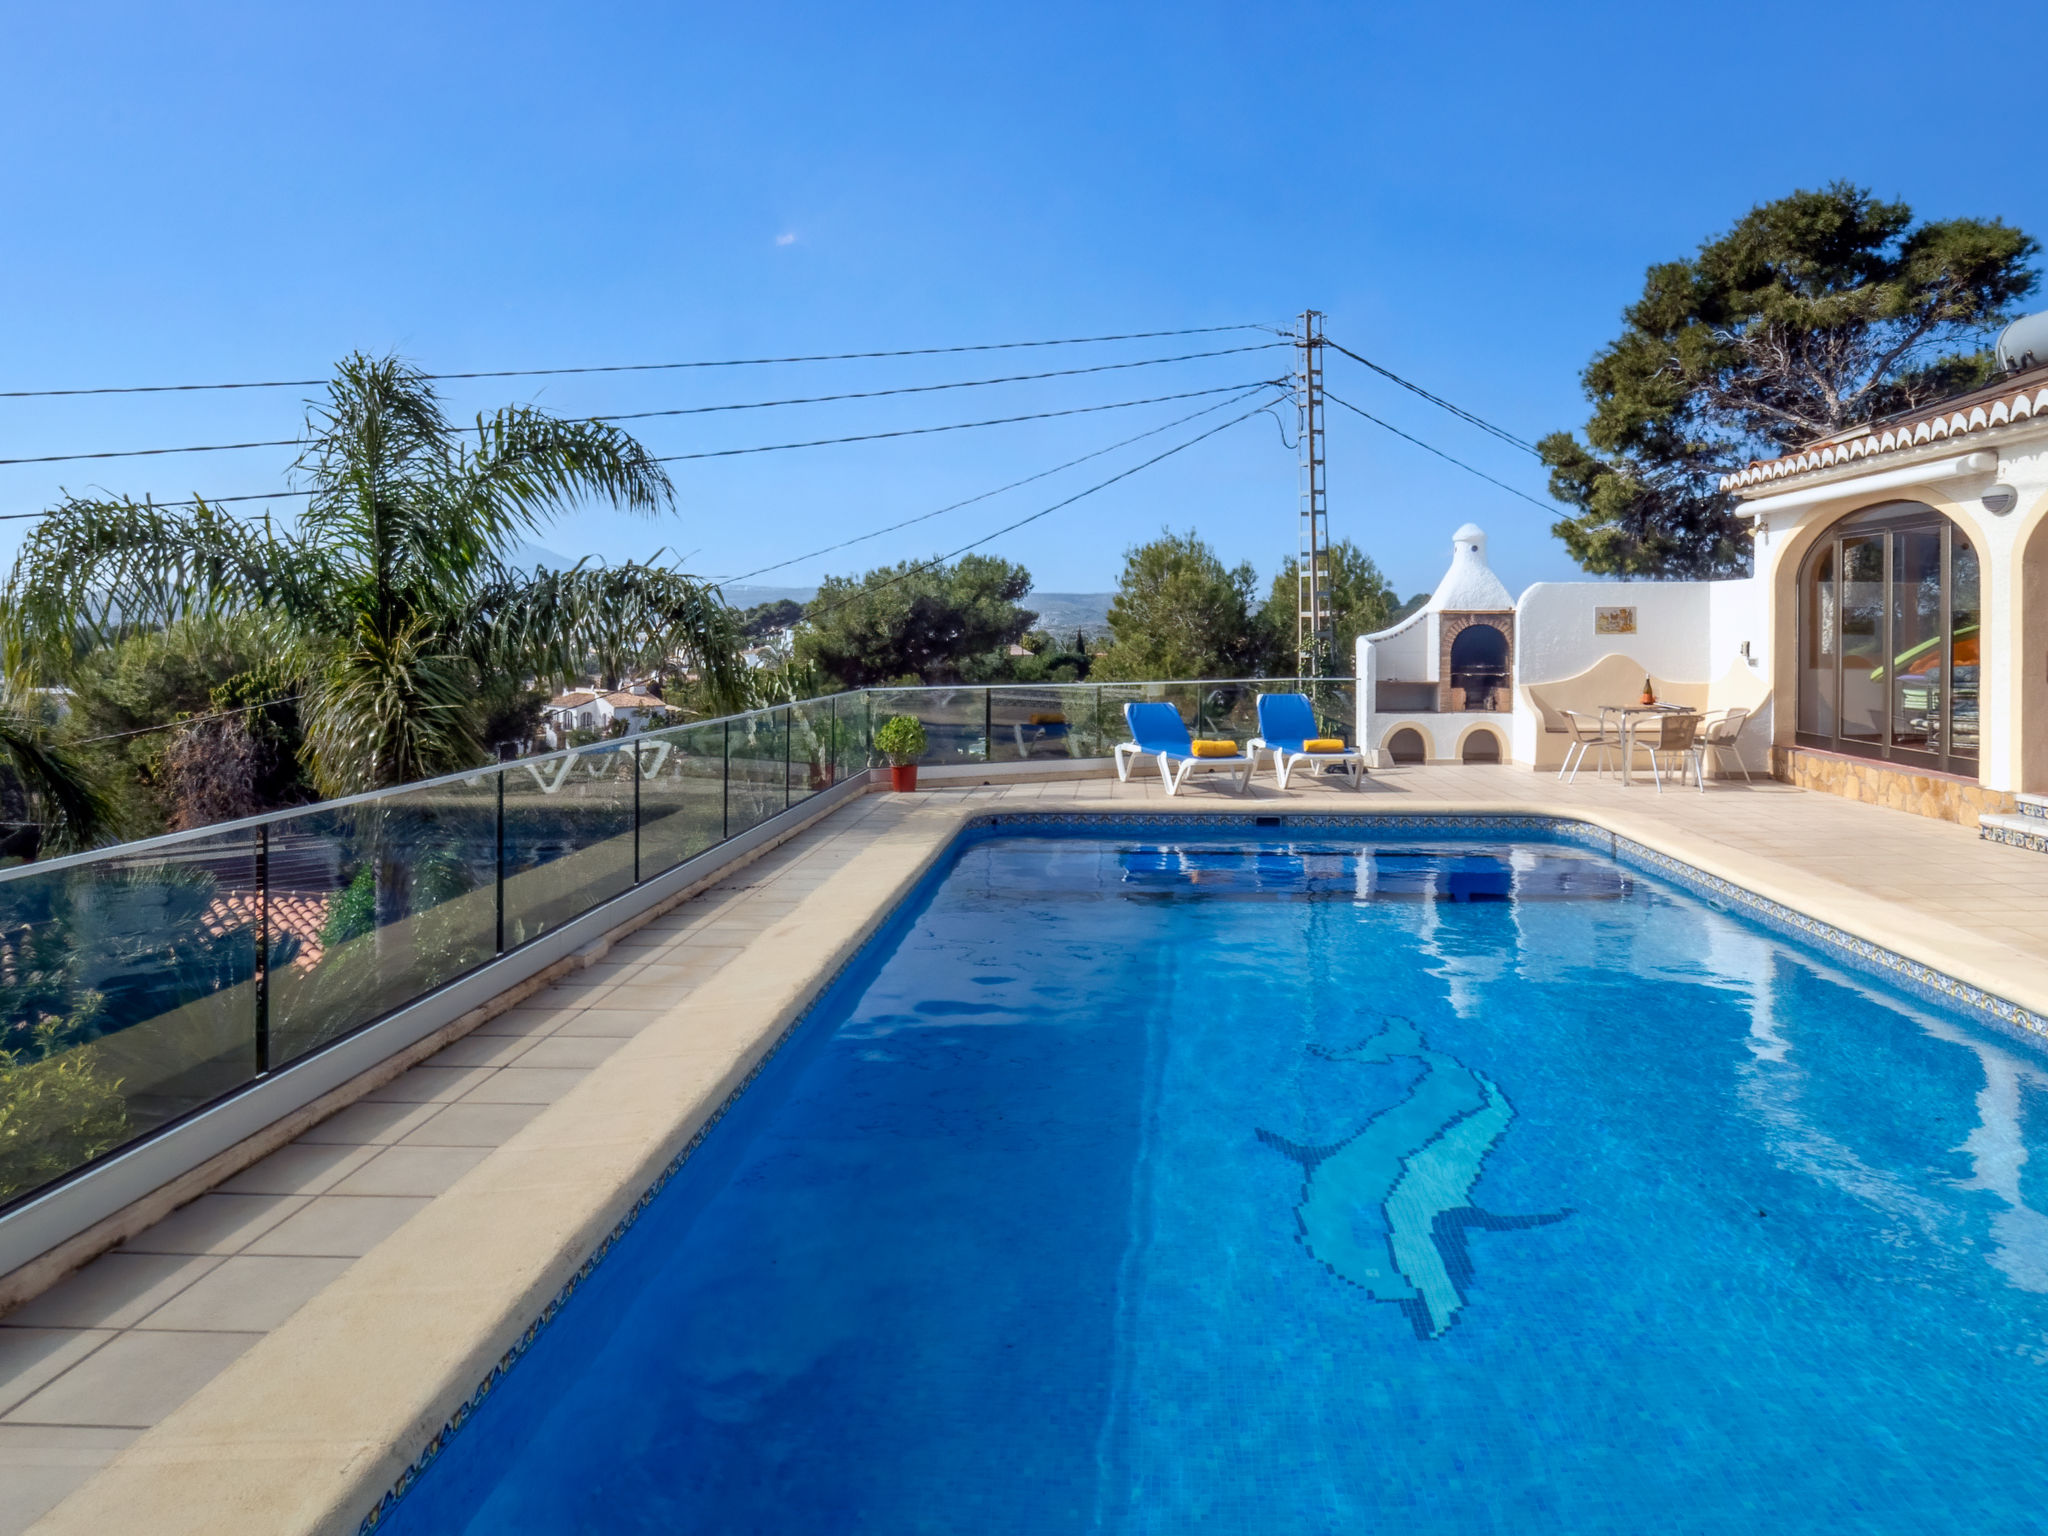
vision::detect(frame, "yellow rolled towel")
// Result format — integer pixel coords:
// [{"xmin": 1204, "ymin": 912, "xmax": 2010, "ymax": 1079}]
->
[
  {"xmin": 1028, "ymin": 712, "xmax": 1067, "ymax": 725},
  {"xmin": 1188, "ymin": 739, "xmax": 1238, "ymax": 758},
  {"xmin": 1302, "ymin": 737, "xmax": 1346, "ymax": 753}
]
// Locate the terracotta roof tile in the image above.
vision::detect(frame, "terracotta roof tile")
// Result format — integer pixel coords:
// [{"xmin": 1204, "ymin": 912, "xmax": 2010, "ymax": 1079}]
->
[{"xmin": 1722, "ymin": 370, "xmax": 2048, "ymax": 493}]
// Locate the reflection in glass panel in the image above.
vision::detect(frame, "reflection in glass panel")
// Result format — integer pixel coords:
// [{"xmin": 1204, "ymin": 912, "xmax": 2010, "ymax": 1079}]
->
[
  {"xmin": 638, "ymin": 724, "xmax": 723, "ymax": 879},
  {"xmin": 499, "ymin": 749, "xmax": 635, "ymax": 951},
  {"xmin": 726, "ymin": 709, "xmax": 787, "ymax": 838},
  {"xmin": 837, "ymin": 693, "xmax": 870, "ymax": 782},
  {"xmin": 788, "ymin": 696, "xmax": 842, "ymax": 804},
  {"xmin": 866, "ymin": 689, "xmax": 981, "ymax": 764},
  {"xmin": 1799, "ymin": 545, "xmax": 1837, "ymax": 738},
  {"xmin": 1951, "ymin": 539, "xmax": 1981, "ymax": 761},
  {"xmin": 270, "ymin": 777, "xmax": 499, "ymax": 1066},
  {"xmin": 1837, "ymin": 535, "xmax": 1886, "ymax": 748},
  {"xmin": 0, "ymin": 831, "xmax": 260, "ymax": 1205},
  {"xmin": 1889, "ymin": 527, "xmax": 1945, "ymax": 754},
  {"xmin": 988, "ymin": 686, "xmax": 1088, "ymax": 763}
]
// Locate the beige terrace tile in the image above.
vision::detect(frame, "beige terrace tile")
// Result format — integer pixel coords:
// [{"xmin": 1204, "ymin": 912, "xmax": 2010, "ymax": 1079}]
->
[
  {"xmin": 0, "ymin": 1331, "xmax": 259, "ymax": 1428},
  {"xmin": 0, "ymin": 1426, "xmax": 137, "ymax": 1536},
  {"xmin": 469, "ymin": 1005, "xmax": 573, "ymax": 1038},
  {"xmin": 511, "ymin": 1035, "xmax": 628, "ymax": 1070},
  {"xmin": 0, "ymin": 1332, "xmax": 114, "ymax": 1419},
  {"xmin": 136, "ymin": 1258, "xmax": 354, "ymax": 1334},
  {"xmin": 242, "ymin": 1197, "xmax": 431, "ymax": 1259},
  {"xmin": 423, "ymin": 1032, "xmax": 538, "ymax": 1069},
  {"xmin": 292, "ymin": 1100, "xmax": 446, "ymax": 1147},
  {"xmin": 359, "ymin": 1066, "xmax": 495, "ymax": 1104},
  {"xmin": 457, "ymin": 1067, "xmax": 589, "ymax": 1105},
  {"xmin": 217, "ymin": 1144, "xmax": 377, "ymax": 1198},
  {"xmin": 117, "ymin": 1194, "xmax": 308, "ymax": 1257},
  {"xmin": 395, "ymin": 1101, "xmax": 546, "ymax": 1148},
  {"xmin": 328, "ymin": 1145, "xmax": 491, "ymax": 1199},
  {"xmin": 0, "ymin": 1255, "xmax": 222, "ymax": 1331},
  {"xmin": 546, "ymin": 1007, "xmax": 666, "ymax": 1037}
]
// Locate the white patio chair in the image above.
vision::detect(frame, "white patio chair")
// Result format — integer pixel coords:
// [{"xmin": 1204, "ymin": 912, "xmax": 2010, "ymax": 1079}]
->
[
  {"xmin": 1696, "ymin": 707, "xmax": 1753, "ymax": 783},
  {"xmin": 1557, "ymin": 709, "xmax": 1621, "ymax": 783},
  {"xmin": 1627, "ymin": 710, "xmax": 1704, "ymax": 793}
]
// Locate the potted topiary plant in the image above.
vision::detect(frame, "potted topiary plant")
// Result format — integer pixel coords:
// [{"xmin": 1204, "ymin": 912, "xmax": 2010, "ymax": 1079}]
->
[{"xmin": 873, "ymin": 714, "xmax": 927, "ymax": 791}]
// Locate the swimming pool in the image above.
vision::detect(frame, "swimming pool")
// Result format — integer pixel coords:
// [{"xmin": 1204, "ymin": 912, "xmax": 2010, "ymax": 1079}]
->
[{"xmin": 378, "ymin": 824, "xmax": 2048, "ymax": 1534}]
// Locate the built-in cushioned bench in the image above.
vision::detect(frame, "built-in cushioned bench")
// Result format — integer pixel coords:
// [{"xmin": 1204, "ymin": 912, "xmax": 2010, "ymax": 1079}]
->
[{"xmin": 1518, "ymin": 653, "xmax": 1770, "ymax": 772}]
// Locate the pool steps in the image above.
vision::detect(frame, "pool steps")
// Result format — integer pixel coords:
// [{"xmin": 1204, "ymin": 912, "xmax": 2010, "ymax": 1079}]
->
[{"xmin": 1978, "ymin": 792, "xmax": 2048, "ymax": 853}]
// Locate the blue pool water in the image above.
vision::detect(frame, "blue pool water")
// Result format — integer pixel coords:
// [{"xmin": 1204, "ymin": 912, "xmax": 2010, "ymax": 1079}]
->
[{"xmin": 385, "ymin": 830, "xmax": 2048, "ymax": 1534}]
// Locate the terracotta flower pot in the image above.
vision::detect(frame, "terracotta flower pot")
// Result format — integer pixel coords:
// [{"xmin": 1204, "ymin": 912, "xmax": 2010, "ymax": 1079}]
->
[{"xmin": 889, "ymin": 763, "xmax": 918, "ymax": 792}]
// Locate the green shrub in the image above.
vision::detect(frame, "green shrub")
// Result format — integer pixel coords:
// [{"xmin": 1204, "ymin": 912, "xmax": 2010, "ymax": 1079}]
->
[
  {"xmin": 872, "ymin": 715, "xmax": 927, "ymax": 766},
  {"xmin": 321, "ymin": 865, "xmax": 377, "ymax": 948},
  {"xmin": 0, "ymin": 1027, "xmax": 130, "ymax": 1202}
]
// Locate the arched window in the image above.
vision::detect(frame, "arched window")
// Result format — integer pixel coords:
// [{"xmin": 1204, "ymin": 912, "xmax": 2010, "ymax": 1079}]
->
[{"xmin": 1796, "ymin": 500, "xmax": 1980, "ymax": 775}]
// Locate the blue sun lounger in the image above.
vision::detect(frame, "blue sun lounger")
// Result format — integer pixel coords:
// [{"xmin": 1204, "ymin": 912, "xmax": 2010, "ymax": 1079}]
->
[
  {"xmin": 1114, "ymin": 701, "xmax": 1253, "ymax": 796},
  {"xmin": 1249, "ymin": 692, "xmax": 1367, "ymax": 790}
]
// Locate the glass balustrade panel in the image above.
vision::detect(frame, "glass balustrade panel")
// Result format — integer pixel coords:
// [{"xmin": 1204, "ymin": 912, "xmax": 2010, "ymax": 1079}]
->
[
  {"xmin": 499, "ymin": 748, "xmax": 636, "ymax": 951},
  {"xmin": 268, "ymin": 776, "xmax": 499, "ymax": 1066},
  {"xmin": 0, "ymin": 830, "xmax": 260, "ymax": 1208}
]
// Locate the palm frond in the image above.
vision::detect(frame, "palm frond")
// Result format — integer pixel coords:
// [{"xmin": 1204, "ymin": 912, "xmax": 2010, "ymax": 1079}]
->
[
  {"xmin": 0, "ymin": 700, "xmax": 117, "ymax": 852},
  {"xmin": 299, "ymin": 617, "xmax": 483, "ymax": 798},
  {"xmin": 0, "ymin": 497, "xmax": 281, "ymax": 684}
]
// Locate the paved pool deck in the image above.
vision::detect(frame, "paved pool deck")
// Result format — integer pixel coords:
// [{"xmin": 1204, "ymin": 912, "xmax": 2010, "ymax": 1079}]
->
[{"xmin": 5, "ymin": 764, "xmax": 2046, "ymax": 1535}]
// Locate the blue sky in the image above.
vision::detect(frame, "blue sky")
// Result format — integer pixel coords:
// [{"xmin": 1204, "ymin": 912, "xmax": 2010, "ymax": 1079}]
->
[{"xmin": 1, "ymin": 2, "xmax": 2042, "ymax": 604}]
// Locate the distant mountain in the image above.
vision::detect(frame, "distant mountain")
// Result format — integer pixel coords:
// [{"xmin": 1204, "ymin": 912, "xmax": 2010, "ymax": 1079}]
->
[
  {"xmin": 1026, "ymin": 592, "xmax": 1113, "ymax": 639},
  {"xmin": 712, "ymin": 581, "xmax": 815, "ymax": 606}
]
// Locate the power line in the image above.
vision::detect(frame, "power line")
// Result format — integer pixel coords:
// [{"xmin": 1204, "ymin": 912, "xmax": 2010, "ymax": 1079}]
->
[
  {"xmin": 0, "ymin": 437, "xmax": 299, "ymax": 468},
  {"xmin": 0, "ymin": 351, "xmax": 1282, "ymax": 469},
  {"xmin": 648, "ymin": 381, "xmax": 1284, "ymax": 464},
  {"xmin": 0, "ymin": 324, "xmax": 1288, "ymax": 400},
  {"xmin": 713, "ymin": 385, "xmax": 1276, "ymax": 586},
  {"xmin": 72, "ymin": 693, "xmax": 305, "ymax": 746},
  {"xmin": 1323, "ymin": 338, "xmax": 1539, "ymax": 455},
  {"xmin": 0, "ymin": 381, "xmax": 1282, "ymax": 520},
  {"xmin": 591, "ymin": 342, "xmax": 1283, "ymax": 423},
  {"xmin": 803, "ymin": 394, "xmax": 1287, "ymax": 622},
  {"xmin": 1325, "ymin": 392, "xmax": 1557, "ymax": 514}
]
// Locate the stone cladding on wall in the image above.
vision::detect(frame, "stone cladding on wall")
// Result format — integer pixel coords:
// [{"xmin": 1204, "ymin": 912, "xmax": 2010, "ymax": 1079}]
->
[{"xmin": 1770, "ymin": 746, "xmax": 2017, "ymax": 827}]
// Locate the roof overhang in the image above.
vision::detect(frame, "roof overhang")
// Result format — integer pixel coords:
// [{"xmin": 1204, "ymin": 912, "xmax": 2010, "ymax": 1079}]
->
[{"xmin": 1733, "ymin": 448, "xmax": 1996, "ymax": 517}]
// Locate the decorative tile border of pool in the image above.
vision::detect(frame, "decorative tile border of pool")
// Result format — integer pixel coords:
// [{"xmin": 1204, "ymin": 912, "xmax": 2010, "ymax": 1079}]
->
[{"xmin": 354, "ymin": 806, "xmax": 2047, "ymax": 1532}]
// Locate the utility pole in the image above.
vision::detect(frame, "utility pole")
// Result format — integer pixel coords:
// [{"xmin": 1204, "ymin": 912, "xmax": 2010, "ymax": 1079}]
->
[{"xmin": 1295, "ymin": 308, "xmax": 1332, "ymax": 678}]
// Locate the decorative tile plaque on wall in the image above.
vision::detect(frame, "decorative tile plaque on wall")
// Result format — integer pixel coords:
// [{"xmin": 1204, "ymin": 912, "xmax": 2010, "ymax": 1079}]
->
[{"xmin": 1593, "ymin": 606, "xmax": 1637, "ymax": 635}]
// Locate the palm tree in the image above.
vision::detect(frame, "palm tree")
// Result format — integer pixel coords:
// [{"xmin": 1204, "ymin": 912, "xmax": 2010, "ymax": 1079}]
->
[
  {"xmin": 0, "ymin": 696, "xmax": 114, "ymax": 855},
  {"xmin": 2, "ymin": 355, "xmax": 745, "ymax": 800}
]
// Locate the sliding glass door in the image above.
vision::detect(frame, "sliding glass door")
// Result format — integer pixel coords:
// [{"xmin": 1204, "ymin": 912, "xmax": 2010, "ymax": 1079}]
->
[{"xmin": 1795, "ymin": 501, "xmax": 1979, "ymax": 776}]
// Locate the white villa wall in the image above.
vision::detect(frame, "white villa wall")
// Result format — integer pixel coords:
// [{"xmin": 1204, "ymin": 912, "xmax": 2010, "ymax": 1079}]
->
[{"xmin": 1514, "ymin": 581, "xmax": 1710, "ymax": 685}]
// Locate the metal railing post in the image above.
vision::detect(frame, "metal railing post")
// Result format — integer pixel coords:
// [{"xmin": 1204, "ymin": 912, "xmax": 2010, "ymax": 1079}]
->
[
  {"xmin": 632, "ymin": 741, "xmax": 642, "ymax": 884},
  {"xmin": 722, "ymin": 719, "xmax": 732, "ymax": 840},
  {"xmin": 494, "ymin": 769, "xmax": 506, "ymax": 955},
  {"xmin": 983, "ymin": 688, "xmax": 993, "ymax": 763},
  {"xmin": 784, "ymin": 706, "xmax": 793, "ymax": 810},
  {"xmin": 254, "ymin": 823, "xmax": 270, "ymax": 1076}
]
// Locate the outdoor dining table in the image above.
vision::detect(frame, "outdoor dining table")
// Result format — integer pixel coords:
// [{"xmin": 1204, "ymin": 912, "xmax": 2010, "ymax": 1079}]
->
[{"xmin": 1598, "ymin": 703, "xmax": 1696, "ymax": 785}]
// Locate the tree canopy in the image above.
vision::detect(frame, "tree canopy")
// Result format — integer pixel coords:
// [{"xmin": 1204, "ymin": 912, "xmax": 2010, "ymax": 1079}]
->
[
  {"xmin": 796, "ymin": 555, "xmax": 1037, "ymax": 688},
  {"xmin": 1094, "ymin": 530, "xmax": 1263, "ymax": 682},
  {"xmin": 1540, "ymin": 182, "xmax": 2039, "ymax": 577},
  {"xmin": 1258, "ymin": 539, "xmax": 1398, "ymax": 673}
]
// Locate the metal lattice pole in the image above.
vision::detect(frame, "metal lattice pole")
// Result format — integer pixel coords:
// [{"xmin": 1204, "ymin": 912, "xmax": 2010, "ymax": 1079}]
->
[{"xmin": 1295, "ymin": 309, "xmax": 1332, "ymax": 677}]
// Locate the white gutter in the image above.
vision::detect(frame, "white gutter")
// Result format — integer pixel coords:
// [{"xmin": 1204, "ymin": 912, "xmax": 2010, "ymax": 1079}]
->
[{"xmin": 1734, "ymin": 450, "xmax": 1996, "ymax": 516}]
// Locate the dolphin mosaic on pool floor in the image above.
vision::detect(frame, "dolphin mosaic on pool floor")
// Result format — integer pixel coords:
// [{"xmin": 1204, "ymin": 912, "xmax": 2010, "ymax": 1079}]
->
[{"xmin": 1258, "ymin": 1015, "xmax": 1567, "ymax": 1339}]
